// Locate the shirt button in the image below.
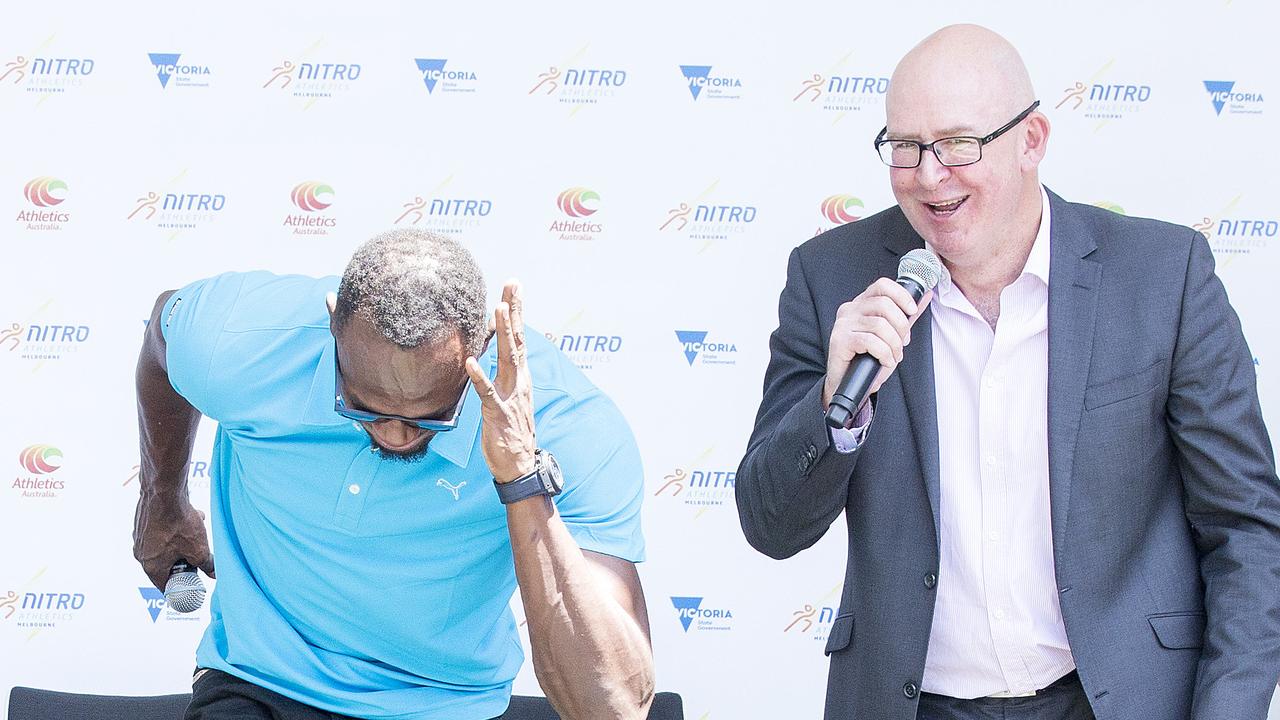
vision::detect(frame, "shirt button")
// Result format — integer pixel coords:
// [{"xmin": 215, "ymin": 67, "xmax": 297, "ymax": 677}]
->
[
  {"xmin": 993, "ymin": 606, "xmax": 1006, "ymax": 620},
  {"xmin": 902, "ymin": 681, "xmax": 918, "ymax": 699},
  {"xmin": 985, "ymin": 456, "xmax": 996, "ymax": 467},
  {"xmin": 987, "ymin": 530, "xmax": 1000, "ymax": 542},
  {"xmin": 348, "ymin": 484, "xmax": 361, "ymax": 495},
  {"xmin": 923, "ymin": 572, "xmax": 937, "ymax": 589}
]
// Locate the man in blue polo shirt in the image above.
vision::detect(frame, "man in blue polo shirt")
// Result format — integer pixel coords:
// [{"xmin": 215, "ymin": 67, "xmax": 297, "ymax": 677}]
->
[{"xmin": 132, "ymin": 229, "xmax": 654, "ymax": 720}]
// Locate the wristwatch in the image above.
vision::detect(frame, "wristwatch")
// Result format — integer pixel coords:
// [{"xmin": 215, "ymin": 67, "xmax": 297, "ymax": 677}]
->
[{"xmin": 494, "ymin": 449, "xmax": 563, "ymax": 505}]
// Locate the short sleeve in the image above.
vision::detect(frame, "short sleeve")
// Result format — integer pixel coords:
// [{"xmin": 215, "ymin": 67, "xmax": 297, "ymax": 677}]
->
[
  {"xmin": 538, "ymin": 388, "xmax": 646, "ymax": 563},
  {"xmin": 161, "ymin": 272, "xmax": 249, "ymax": 420}
]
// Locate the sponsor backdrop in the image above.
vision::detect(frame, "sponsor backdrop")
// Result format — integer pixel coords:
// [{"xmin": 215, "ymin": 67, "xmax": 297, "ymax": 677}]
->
[{"xmin": 1, "ymin": 1, "xmax": 1276, "ymax": 718}]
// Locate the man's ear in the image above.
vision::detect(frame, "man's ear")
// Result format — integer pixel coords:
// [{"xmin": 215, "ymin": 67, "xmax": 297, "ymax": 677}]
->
[
  {"xmin": 1021, "ymin": 112, "xmax": 1050, "ymax": 171},
  {"xmin": 325, "ymin": 291, "xmax": 337, "ymax": 316}
]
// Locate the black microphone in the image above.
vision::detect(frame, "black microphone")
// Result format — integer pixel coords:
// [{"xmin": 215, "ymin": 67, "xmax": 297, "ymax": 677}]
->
[
  {"xmin": 825, "ymin": 248, "xmax": 942, "ymax": 429},
  {"xmin": 164, "ymin": 559, "xmax": 207, "ymax": 613}
]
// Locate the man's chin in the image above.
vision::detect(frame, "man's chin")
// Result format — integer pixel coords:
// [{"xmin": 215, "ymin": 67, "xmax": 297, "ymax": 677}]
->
[
  {"xmin": 373, "ymin": 440, "xmax": 432, "ymax": 461},
  {"xmin": 369, "ymin": 436, "xmax": 433, "ymax": 463}
]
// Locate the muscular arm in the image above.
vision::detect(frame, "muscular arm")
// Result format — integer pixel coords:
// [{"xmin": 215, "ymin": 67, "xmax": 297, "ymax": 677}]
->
[
  {"xmin": 1164, "ymin": 234, "xmax": 1280, "ymax": 718},
  {"xmin": 465, "ymin": 281, "xmax": 653, "ymax": 718},
  {"xmin": 133, "ymin": 290, "xmax": 214, "ymax": 590},
  {"xmin": 508, "ymin": 498, "xmax": 653, "ymax": 719}
]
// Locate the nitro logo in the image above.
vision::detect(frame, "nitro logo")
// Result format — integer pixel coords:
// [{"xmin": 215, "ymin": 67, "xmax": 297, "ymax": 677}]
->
[
  {"xmin": 284, "ymin": 182, "xmax": 336, "ymax": 236},
  {"xmin": 784, "ymin": 603, "xmax": 837, "ymax": 642},
  {"xmin": 660, "ymin": 201, "xmax": 757, "ymax": 241},
  {"xmin": 679, "ymin": 65, "xmax": 743, "ymax": 101},
  {"xmin": 675, "ymin": 330, "xmax": 738, "ymax": 367},
  {"xmin": 148, "ymin": 53, "xmax": 211, "ymax": 89},
  {"xmin": 1, "ymin": 55, "xmax": 94, "ymax": 94},
  {"xmin": 263, "ymin": 59, "xmax": 361, "ymax": 99},
  {"xmin": 529, "ymin": 65, "xmax": 627, "ymax": 105},
  {"xmin": 547, "ymin": 332, "xmax": 623, "ymax": 371},
  {"xmin": 415, "ymin": 58, "xmax": 477, "ymax": 94},
  {"xmin": 14, "ymin": 445, "xmax": 67, "ymax": 499},
  {"xmin": 1196, "ymin": 216, "xmax": 1277, "ymax": 257},
  {"xmin": 653, "ymin": 467, "xmax": 735, "ymax": 508},
  {"xmin": 395, "ymin": 194, "xmax": 494, "ymax": 237},
  {"xmin": 17, "ymin": 177, "xmax": 71, "ymax": 231},
  {"xmin": 2, "ymin": 323, "xmax": 90, "ymax": 361},
  {"xmin": 1056, "ymin": 79, "xmax": 1152, "ymax": 120},
  {"xmin": 138, "ymin": 586, "xmax": 201, "ymax": 623},
  {"xmin": 124, "ymin": 458, "xmax": 211, "ymax": 489},
  {"xmin": 1092, "ymin": 201, "xmax": 1126, "ymax": 215},
  {"xmin": 0, "ymin": 589, "xmax": 86, "ymax": 629},
  {"xmin": 793, "ymin": 71, "xmax": 888, "ymax": 112},
  {"xmin": 1203, "ymin": 81, "xmax": 1264, "ymax": 116},
  {"xmin": 671, "ymin": 596, "xmax": 733, "ymax": 633},
  {"xmin": 128, "ymin": 190, "xmax": 227, "ymax": 230}
]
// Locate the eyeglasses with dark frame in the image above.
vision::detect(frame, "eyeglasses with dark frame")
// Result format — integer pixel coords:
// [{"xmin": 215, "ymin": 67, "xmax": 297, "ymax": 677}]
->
[
  {"xmin": 873, "ymin": 100, "xmax": 1041, "ymax": 169},
  {"xmin": 333, "ymin": 344, "xmax": 472, "ymax": 432}
]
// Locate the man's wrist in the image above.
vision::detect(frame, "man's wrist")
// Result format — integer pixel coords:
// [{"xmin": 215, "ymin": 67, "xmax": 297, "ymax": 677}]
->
[{"xmin": 494, "ymin": 458, "xmax": 537, "ymax": 484}]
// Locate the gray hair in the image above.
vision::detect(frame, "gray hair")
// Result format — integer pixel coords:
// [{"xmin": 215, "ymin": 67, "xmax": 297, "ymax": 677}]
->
[{"xmin": 334, "ymin": 229, "xmax": 487, "ymax": 355}]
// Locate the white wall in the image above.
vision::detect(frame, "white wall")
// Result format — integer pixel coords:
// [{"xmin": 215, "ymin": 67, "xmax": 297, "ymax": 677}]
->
[{"xmin": 2, "ymin": 1, "xmax": 1276, "ymax": 717}]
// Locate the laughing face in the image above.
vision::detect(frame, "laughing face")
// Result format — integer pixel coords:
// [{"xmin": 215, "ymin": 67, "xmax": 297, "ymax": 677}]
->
[{"xmin": 882, "ymin": 25, "xmax": 1047, "ymax": 276}]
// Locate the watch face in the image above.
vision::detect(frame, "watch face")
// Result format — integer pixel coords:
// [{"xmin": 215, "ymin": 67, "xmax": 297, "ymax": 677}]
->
[{"xmin": 539, "ymin": 450, "xmax": 564, "ymax": 494}]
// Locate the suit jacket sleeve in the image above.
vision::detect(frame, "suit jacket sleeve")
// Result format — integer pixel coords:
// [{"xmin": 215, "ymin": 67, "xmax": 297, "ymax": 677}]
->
[
  {"xmin": 735, "ymin": 246, "xmax": 865, "ymax": 559},
  {"xmin": 1168, "ymin": 231, "xmax": 1280, "ymax": 718}
]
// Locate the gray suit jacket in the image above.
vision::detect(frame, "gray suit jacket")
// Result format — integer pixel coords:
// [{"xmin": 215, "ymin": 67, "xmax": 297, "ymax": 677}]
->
[{"xmin": 736, "ymin": 189, "xmax": 1280, "ymax": 719}]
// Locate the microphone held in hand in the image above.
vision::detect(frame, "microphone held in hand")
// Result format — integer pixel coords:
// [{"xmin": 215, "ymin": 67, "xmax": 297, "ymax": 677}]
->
[
  {"xmin": 164, "ymin": 559, "xmax": 207, "ymax": 613},
  {"xmin": 825, "ymin": 249, "xmax": 943, "ymax": 429}
]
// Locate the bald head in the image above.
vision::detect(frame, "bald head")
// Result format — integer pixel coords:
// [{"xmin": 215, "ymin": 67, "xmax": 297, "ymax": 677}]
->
[{"xmin": 887, "ymin": 24, "xmax": 1035, "ymax": 135}]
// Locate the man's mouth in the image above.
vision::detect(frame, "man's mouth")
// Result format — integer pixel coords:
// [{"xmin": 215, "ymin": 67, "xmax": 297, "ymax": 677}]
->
[{"xmin": 924, "ymin": 197, "xmax": 968, "ymax": 216}]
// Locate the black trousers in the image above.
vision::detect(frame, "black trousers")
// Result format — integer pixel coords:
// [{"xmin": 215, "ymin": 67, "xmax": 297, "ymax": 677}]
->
[
  {"xmin": 916, "ymin": 671, "xmax": 1096, "ymax": 720},
  {"xmin": 186, "ymin": 668, "xmax": 528, "ymax": 720}
]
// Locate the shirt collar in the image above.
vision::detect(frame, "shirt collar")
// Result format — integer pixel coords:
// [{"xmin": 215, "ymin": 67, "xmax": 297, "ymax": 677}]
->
[
  {"xmin": 930, "ymin": 185, "xmax": 1052, "ymax": 300},
  {"xmin": 303, "ymin": 336, "xmax": 491, "ymax": 470}
]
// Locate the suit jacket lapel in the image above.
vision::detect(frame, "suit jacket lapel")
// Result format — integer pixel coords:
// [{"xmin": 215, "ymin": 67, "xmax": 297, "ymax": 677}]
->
[
  {"xmin": 880, "ymin": 214, "xmax": 942, "ymax": 541},
  {"xmin": 1045, "ymin": 189, "xmax": 1101, "ymax": 561}
]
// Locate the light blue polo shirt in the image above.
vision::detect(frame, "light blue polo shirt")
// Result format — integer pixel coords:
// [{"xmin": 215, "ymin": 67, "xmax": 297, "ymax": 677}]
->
[{"xmin": 161, "ymin": 271, "xmax": 645, "ymax": 719}]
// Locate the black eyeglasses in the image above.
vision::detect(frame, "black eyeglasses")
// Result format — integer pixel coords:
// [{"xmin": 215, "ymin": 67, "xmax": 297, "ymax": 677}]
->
[
  {"xmin": 874, "ymin": 100, "xmax": 1041, "ymax": 168},
  {"xmin": 333, "ymin": 344, "xmax": 471, "ymax": 432}
]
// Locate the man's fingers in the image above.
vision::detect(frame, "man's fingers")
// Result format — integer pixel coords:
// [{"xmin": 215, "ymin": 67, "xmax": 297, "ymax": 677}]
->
[
  {"xmin": 466, "ymin": 357, "xmax": 501, "ymax": 404},
  {"xmin": 492, "ymin": 302, "xmax": 518, "ymax": 391},
  {"xmin": 506, "ymin": 281, "xmax": 526, "ymax": 352},
  {"xmin": 908, "ymin": 291, "xmax": 934, "ymax": 326},
  {"xmin": 865, "ymin": 277, "xmax": 920, "ymax": 316}
]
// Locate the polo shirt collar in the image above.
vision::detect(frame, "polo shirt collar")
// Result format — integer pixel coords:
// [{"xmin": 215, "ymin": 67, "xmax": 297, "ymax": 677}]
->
[{"xmin": 302, "ymin": 336, "xmax": 492, "ymax": 470}]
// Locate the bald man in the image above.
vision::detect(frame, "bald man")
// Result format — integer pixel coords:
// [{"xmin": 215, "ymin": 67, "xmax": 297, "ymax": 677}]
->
[{"xmin": 736, "ymin": 24, "xmax": 1280, "ymax": 720}]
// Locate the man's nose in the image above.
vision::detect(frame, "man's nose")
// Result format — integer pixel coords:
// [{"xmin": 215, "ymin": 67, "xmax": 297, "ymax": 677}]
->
[{"xmin": 914, "ymin": 148, "xmax": 953, "ymax": 190}]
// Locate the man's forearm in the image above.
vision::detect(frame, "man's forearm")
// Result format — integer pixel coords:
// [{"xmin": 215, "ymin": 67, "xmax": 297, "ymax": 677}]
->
[
  {"xmin": 507, "ymin": 498, "xmax": 654, "ymax": 720},
  {"xmin": 136, "ymin": 291, "xmax": 201, "ymax": 500}
]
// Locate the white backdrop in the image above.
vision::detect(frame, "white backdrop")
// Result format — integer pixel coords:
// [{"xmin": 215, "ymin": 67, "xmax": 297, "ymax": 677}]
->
[{"xmin": 2, "ymin": 1, "xmax": 1277, "ymax": 718}]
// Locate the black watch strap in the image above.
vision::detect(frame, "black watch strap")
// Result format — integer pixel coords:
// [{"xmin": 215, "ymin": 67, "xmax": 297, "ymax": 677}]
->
[{"xmin": 494, "ymin": 468, "xmax": 549, "ymax": 505}]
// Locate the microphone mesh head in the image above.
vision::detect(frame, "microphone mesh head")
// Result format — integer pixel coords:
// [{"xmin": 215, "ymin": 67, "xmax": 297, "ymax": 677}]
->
[
  {"xmin": 899, "ymin": 248, "xmax": 943, "ymax": 291},
  {"xmin": 164, "ymin": 571, "xmax": 206, "ymax": 613}
]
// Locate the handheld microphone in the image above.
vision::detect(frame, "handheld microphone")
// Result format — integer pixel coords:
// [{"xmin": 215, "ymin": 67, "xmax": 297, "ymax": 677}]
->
[
  {"xmin": 825, "ymin": 248, "xmax": 942, "ymax": 429},
  {"xmin": 164, "ymin": 559, "xmax": 207, "ymax": 613}
]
